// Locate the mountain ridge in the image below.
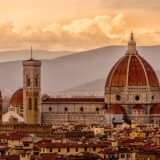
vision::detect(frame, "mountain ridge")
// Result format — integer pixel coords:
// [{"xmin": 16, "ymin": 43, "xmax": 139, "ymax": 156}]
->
[{"xmin": 0, "ymin": 45, "xmax": 160, "ymax": 97}]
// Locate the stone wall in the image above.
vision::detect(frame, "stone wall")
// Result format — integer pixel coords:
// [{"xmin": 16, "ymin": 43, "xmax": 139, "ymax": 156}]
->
[{"xmin": 41, "ymin": 102, "xmax": 105, "ymax": 125}]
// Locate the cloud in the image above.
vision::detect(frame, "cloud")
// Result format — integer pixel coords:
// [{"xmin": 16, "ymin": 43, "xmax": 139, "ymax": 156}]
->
[
  {"xmin": 101, "ymin": 0, "xmax": 160, "ymax": 10},
  {"xmin": 0, "ymin": 13, "xmax": 160, "ymax": 51}
]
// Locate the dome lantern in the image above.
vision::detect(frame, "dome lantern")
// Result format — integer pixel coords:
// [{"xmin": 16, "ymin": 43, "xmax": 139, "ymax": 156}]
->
[{"xmin": 126, "ymin": 32, "xmax": 138, "ymax": 55}]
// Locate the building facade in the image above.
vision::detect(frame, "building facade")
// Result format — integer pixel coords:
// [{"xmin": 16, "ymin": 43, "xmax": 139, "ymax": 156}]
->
[{"xmin": 41, "ymin": 97, "xmax": 105, "ymax": 125}]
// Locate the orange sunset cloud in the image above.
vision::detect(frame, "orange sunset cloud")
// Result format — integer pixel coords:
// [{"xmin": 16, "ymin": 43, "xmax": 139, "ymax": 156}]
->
[{"xmin": 0, "ymin": 0, "xmax": 159, "ymax": 51}]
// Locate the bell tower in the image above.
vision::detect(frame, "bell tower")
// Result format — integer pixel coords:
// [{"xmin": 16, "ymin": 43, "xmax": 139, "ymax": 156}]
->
[{"xmin": 23, "ymin": 48, "xmax": 41, "ymax": 124}]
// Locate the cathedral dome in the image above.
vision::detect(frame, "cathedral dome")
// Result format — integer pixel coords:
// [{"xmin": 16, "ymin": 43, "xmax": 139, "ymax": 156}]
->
[
  {"xmin": 9, "ymin": 89, "xmax": 23, "ymax": 107},
  {"xmin": 107, "ymin": 104, "xmax": 126, "ymax": 114},
  {"xmin": 150, "ymin": 104, "xmax": 160, "ymax": 114},
  {"xmin": 106, "ymin": 33, "xmax": 159, "ymax": 88}
]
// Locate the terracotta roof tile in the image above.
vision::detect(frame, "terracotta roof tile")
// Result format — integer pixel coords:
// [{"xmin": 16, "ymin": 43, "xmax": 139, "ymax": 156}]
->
[
  {"xmin": 9, "ymin": 89, "xmax": 23, "ymax": 107},
  {"xmin": 42, "ymin": 97, "xmax": 104, "ymax": 103},
  {"xmin": 106, "ymin": 54, "xmax": 159, "ymax": 87},
  {"xmin": 107, "ymin": 104, "xmax": 126, "ymax": 114}
]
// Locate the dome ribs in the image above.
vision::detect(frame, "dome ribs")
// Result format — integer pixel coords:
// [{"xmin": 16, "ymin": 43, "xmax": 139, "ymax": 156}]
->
[
  {"xmin": 108, "ymin": 56, "xmax": 129, "ymax": 87},
  {"xmin": 105, "ymin": 55, "xmax": 159, "ymax": 88},
  {"xmin": 9, "ymin": 89, "xmax": 23, "ymax": 107},
  {"xmin": 140, "ymin": 56, "xmax": 159, "ymax": 87},
  {"xmin": 128, "ymin": 56, "xmax": 147, "ymax": 86}
]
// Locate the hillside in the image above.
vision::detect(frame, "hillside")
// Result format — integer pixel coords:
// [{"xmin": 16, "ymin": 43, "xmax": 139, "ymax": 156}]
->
[{"xmin": 0, "ymin": 45, "xmax": 160, "ymax": 97}]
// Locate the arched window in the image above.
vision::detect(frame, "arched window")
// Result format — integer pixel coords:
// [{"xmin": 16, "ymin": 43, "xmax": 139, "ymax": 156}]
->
[
  {"xmin": 35, "ymin": 76, "xmax": 38, "ymax": 87},
  {"xmin": 35, "ymin": 98, "xmax": 37, "ymax": 111},
  {"xmin": 27, "ymin": 76, "xmax": 31, "ymax": 87},
  {"xmin": 49, "ymin": 107, "xmax": 52, "ymax": 111},
  {"xmin": 29, "ymin": 98, "xmax": 32, "ymax": 110}
]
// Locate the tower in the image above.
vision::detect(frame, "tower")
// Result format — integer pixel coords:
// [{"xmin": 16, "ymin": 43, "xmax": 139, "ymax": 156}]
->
[{"xmin": 23, "ymin": 48, "xmax": 41, "ymax": 124}]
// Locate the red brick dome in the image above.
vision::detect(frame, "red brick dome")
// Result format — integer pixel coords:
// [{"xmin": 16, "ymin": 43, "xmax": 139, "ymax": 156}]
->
[
  {"xmin": 9, "ymin": 89, "xmax": 23, "ymax": 107},
  {"xmin": 106, "ymin": 34, "xmax": 159, "ymax": 88},
  {"xmin": 107, "ymin": 104, "xmax": 126, "ymax": 114},
  {"xmin": 150, "ymin": 104, "xmax": 160, "ymax": 114}
]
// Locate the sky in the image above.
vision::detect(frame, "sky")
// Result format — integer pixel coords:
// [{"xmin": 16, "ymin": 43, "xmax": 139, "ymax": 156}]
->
[{"xmin": 0, "ymin": 0, "xmax": 160, "ymax": 51}]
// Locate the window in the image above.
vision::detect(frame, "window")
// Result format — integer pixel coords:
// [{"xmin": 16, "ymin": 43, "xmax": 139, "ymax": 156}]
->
[
  {"xmin": 58, "ymin": 148, "xmax": 61, "ymax": 152},
  {"xmin": 21, "ymin": 154, "xmax": 25, "ymax": 157},
  {"xmin": 121, "ymin": 154, "xmax": 125, "ymax": 158},
  {"xmin": 127, "ymin": 154, "xmax": 130, "ymax": 158},
  {"xmin": 64, "ymin": 107, "xmax": 68, "ymax": 112},
  {"xmin": 80, "ymin": 107, "xmax": 84, "ymax": 112},
  {"xmin": 35, "ymin": 77, "xmax": 38, "ymax": 87},
  {"xmin": 24, "ymin": 143, "xmax": 29, "ymax": 147},
  {"xmin": 29, "ymin": 98, "xmax": 32, "ymax": 110},
  {"xmin": 27, "ymin": 77, "xmax": 30, "ymax": 87},
  {"xmin": 49, "ymin": 107, "xmax": 52, "ymax": 111},
  {"xmin": 67, "ymin": 147, "xmax": 70, "ymax": 152},
  {"xmin": 116, "ymin": 95, "xmax": 121, "ymax": 101},
  {"xmin": 135, "ymin": 95, "xmax": 140, "ymax": 101},
  {"xmin": 96, "ymin": 108, "xmax": 99, "ymax": 112},
  {"xmin": 84, "ymin": 147, "xmax": 87, "ymax": 152},
  {"xmin": 75, "ymin": 148, "xmax": 78, "ymax": 152},
  {"xmin": 50, "ymin": 148, "xmax": 52, "ymax": 152},
  {"xmin": 93, "ymin": 147, "xmax": 96, "ymax": 151},
  {"xmin": 35, "ymin": 98, "xmax": 37, "ymax": 111}
]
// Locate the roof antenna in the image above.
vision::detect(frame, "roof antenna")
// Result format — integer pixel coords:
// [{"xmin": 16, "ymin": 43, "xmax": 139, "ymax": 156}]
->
[{"xmin": 31, "ymin": 46, "xmax": 33, "ymax": 60}]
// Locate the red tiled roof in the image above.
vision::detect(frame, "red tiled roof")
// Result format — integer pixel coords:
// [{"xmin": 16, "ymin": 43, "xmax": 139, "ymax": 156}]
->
[
  {"xmin": 99, "ymin": 149, "xmax": 118, "ymax": 154},
  {"xmin": 42, "ymin": 97, "xmax": 104, "ymax": 103},
  {"xmin": 9, "ymin": 89, "xmax": 23, "ymax": 107},
  {"xmin": 150, "ymin": 104, "xmax": 160, "ymax": 114},
  {"xmin": 0, "ymin": 133, "xmax": 27, "ymax": 140},
  {"xmin": 106, "ymin": 54, "xmax": 159, "ymax": 87},
  {"xmin": 107, "ymin": 104, "xmax": 126, "ymax": 114},
  {"xmin": 0, "ymin": 155, "xmax": 20, "ymax": 160},
  {"xmin": 132, "ymin": 104, "xmax": 144, "ymax": 110},
  {"xmin": 38, "ymin": 142, "xmax": 111, "ymax": 148}
]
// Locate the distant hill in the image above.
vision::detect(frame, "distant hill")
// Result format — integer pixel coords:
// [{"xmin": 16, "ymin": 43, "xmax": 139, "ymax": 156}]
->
[
  {"xmin": 0, "ymin": 50, "xmax": 74, "ymax": 62},
  {"xmin": 0, "ymin": 45, "xmax": 160, "ymax": 97},
  {"xmin": 63, "ymin": 79, "xmax": 105, "ymax": 93}
]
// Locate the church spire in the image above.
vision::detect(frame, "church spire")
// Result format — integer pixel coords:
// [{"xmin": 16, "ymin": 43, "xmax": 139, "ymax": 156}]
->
[{"xmin": 126, "ymin": 32, "xmax": 138, "ymax": 55}]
